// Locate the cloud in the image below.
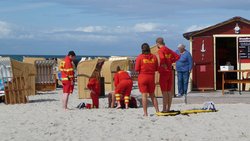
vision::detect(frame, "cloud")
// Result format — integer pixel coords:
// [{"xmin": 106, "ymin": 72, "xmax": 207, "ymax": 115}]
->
[
  {"xmin": 75, "ymin": 26, "xmax": 105, "ymax": 33},
  {"xmin": 0, "ymin": 20, "xmax": 186, "ymax": 55},
  {"xmin": 0, "ymin": 21, "xmax": 12, "ymax": 38},
  {"xmin": 185, "ymin": 25, "xmax": 210, "ymax": 32},
  {"xmin": 74, "ymin": 23, "xmax": 172, "ymax": 34},
  {"xmin": 0, "ymin": 22, "xmax": 179, "ymax": 43},
  {"xmin": 46, "ymin": 33, "xmax": 117, "ymax": 42},
  {"xmin": 16, "ymin": 34, "xmax": 34, "ymax": 39},
  {"xmin": 133, "ymin": 23, "xmax": 159, "ymax": 32}
]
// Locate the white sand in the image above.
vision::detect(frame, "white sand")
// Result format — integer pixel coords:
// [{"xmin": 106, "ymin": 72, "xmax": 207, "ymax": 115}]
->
[{"xmin": 0, "ymin": 88, "xmax": 250, "ymax": 141}]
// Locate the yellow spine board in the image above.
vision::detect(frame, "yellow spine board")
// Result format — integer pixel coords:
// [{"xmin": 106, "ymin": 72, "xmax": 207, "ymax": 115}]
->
[
  {"xmin": 156, "ymin": 111, "xmax": 181, "ymax": 116},
  {"xmin": 180, "ymin": 110, "xmax": 218, "ymax": 115},
  {"xmin": 156, "ymin": 110, "xmax": 218, "ymax": 116}
]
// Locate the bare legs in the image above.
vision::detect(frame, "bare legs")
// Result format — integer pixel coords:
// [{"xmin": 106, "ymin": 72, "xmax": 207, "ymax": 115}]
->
[
  {"xmin": 111, "ymin": 92, "xmax": 115, "ymax": 108},
  {"xmin": 115, "ymin": 94, "xmax": 122, "ymax": 109},
  {"xmin": 116, "ymin": 101, "xmax": 122, "ymax": 109},
  {"xmin": 142, "ymin": 93, "xmax": 159, "ymax": 116},
  {"xmin": 63, "ymin": 93, "xmax": 69, "ymax": 110},
  {"xmin": 162, "ymin": 91, "xmax": 168, "ymax": 112},
  {"xmin": 124, "ymin": 96, "xmax": 130, "ymax": 109},
  {"xmin": 167, "ymin": 91, "xmax": 173, "ymax": 112},
  {"xmin": 162, "ymin": 91, "xmax": 173, "ymax": 112},
  {"xmin": 149, "ymin": 93, "xmax": 159, "ymax": 113},
  {"xmin": 142, "ymin": 93, "xmax": 148, "ymax": 116},
  {"xmin": 125, "ymin": 103, "xmax": 129, "ymax": 109}
]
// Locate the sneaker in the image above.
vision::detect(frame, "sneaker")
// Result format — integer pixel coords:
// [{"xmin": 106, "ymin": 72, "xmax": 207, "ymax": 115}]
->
[
  {"xmin": 77, "ymin": 102, "xmax": 86, "ymax": 109},
  {"xmin": 176, "ymin": 94, "xmax": 183, "ymax": 98}
]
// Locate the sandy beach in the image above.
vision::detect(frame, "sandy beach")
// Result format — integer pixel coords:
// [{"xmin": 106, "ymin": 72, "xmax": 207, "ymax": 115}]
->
[{"xmin": 0, "ymin": 87, "xmax": 250, "ymax": 141}]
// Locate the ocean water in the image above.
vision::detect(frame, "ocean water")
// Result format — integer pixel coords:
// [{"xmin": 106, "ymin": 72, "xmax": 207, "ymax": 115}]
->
[{"xmin": 0, "ymin": 54, "xmax": 109, "ymax": 62}]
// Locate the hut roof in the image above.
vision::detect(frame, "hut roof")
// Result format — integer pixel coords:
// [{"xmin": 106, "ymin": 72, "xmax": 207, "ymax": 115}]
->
[{"xmin": 183, "ymin": 16, "xmax": 250, "ymax": 40}]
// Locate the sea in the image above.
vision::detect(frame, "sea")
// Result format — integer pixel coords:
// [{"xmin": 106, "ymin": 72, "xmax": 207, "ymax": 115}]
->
[{"xmin": 0, "ymin": 54, "xmax": 110, "ymax": 63}]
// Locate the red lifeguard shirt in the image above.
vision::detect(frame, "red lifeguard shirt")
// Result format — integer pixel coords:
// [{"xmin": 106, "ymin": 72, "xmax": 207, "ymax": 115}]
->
[
  {"xmin": 158, "ymin": 46, "xmax": 180, "ymax": 73},
  {"xmin": 87, "ymin": 78, "xmax": 100, "ymax": 94},
  {"xmin": 60, "ymin": 56, "xmax": 74, "ymax": 82},
  {"xmin": 114, "ymin": 71, "xmax": 131, "ymax": 87},
  {"xmin": 135, "ymin": 54, "xmax": 158, "ymax": 74}
]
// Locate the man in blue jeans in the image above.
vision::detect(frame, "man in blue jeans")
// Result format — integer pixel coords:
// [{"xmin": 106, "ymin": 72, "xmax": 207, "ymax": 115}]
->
[{"xmin": 175, "ymin": 44, "xmax": 193, "ymax": 98}]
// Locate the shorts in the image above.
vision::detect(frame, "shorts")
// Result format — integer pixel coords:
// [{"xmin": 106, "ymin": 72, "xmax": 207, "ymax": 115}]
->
[
  {"xmin": 115, "ymin": 79, "xmax": 133, "ymax": 96},
  {"xmin": 159, "ymin": 72, "xmax": 172, "ymax": 92},
  {"xmin": 62, "ymin": 80, "xmax": 74, "ymax": 94},
  {"xmin": 138, "ymin": 74, "xmax": 155, "ymax": 94}
]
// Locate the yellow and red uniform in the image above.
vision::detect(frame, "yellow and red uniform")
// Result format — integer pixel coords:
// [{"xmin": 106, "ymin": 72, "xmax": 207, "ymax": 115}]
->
[
  {"xmin": 87, "ymin": 78, "xmax": 100, "ymax": 108},
  {"xmin": 158, "ymin": 46, "xmax": 180, "ymax": 91},
  {"xmin": 114, "ymin": 70, "xmax": 133, "ymax": 104},
  {"xmin": 60, "ymin": 56, "xmax": 75, "ymax": 94},
  {"xmin": 135, "ymin": 54, "xmax": 158, "ymax": 94}
]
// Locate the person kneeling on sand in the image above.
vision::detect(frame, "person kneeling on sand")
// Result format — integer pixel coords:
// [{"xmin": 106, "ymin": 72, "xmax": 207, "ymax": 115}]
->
[
  {"xmin": 113, "ymin": 66, "xmax": 133, "ymax": 109},
  {"xmin": 87, "ymin": 71, "xmax": 101, "ymax": 108}
]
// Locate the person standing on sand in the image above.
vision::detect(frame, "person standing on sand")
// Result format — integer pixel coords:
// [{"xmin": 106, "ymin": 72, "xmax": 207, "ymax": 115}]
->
[
  {"xmin": 60, "ymin": 51, "xmax": 76, "ymax": 110},
  {"xmin": 175, "ymin": 44, "xmax": 193, "ymax": 98},
  {"xmin": 114, "ymin": 66, "xmax": 133, "ymax": 109},
  {"xmin": 156, "ymin": 37, "xmax": 180, "ymax": 112},
  {"xmin": 87, "ymin": 71, "xmax": 101, "ymax": 108},
  {"xmin": 135, "ymin": 43, "xmax": 160, "ymax": 116}
]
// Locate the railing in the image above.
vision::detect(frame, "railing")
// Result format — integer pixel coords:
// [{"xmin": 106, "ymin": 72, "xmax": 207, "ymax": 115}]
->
[{"xmin": 3, "ymin": 76, "xmax": 28, "ymax": 104}]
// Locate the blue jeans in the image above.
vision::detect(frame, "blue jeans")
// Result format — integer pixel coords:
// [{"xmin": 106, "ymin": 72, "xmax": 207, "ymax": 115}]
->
[{"xmin": 177, "ymin": 71, "xmax": 190, "ymax": 95}]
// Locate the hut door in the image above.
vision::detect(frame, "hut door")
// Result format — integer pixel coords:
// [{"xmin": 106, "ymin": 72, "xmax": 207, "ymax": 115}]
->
[
  {"xmin": 215, "ymin": 37, "xmax": 237, "ymax": 90},
  {"xmin": 192, "ymin": 36, "xmax": 214, "ymax": 90}
]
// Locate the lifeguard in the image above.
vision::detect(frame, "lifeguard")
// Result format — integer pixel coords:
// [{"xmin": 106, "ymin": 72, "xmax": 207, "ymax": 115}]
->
[
  {"xmin": 135, "ymin": 43, "xmax": 159, "ymax": 116},
  {"xmin": 114, "ymin": 66, "xmax": 133, "ymax": 109},
  {"xmin": 87, "ymin": 71, "xmax": 101, "ymax": 108},
  {"xmin": 156, "ymin": 37, "xmax": 180, "ymax": 112},
  {"xmin": 60, "ymin": 51, "xmax": 76, "ymax": 110}
]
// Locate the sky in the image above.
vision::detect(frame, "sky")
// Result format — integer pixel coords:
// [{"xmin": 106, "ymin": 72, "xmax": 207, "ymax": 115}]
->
[{"xmin": 0, "ymin": 0, "xmax": 250, "ymax": 56}]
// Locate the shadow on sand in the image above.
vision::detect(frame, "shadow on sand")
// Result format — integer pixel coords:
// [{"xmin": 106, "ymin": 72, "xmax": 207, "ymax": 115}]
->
[
  {"xmin": 133, "ymin": 95, "xmax": 160, "ymax": 108},
  {"xmin": 29, "ymin": 99, "xmax": 58, "ymax": 103},
  {"xmin": 35, "ymin": 92, "xmax": 58, "ymax": 95}
]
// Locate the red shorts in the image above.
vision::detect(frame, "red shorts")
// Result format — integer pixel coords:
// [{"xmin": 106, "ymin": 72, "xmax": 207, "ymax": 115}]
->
[
  {"xmin": 62, "ymin": 81, "xmax": 74, "ymax": 94},
  {"xmin": 138, "ymin": 74, "xmax": 155, "ymax": 94},
  {"xmin": 115, "ymin": 79, "xmax": 133, "ymax": 96},
  {"xmin": 159, "ymin": 72, "xmax": 172, "ymax": 92}
]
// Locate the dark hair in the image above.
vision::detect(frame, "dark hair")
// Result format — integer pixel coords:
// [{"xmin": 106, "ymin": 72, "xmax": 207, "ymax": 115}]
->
[
  {"xmin": 68, "ymin": 51, "xmax": 76, "ymax": 56},
  {"xmin": 116, "ymin": 66, "xmax": 121, "ymax": 72},
  {"xmin": 141, "ymin": 43, "xmax": 151, "ymax": 54},
  {"xmin": 156, "ymin": 37, "xmax": 165, "ymax": 45}
]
